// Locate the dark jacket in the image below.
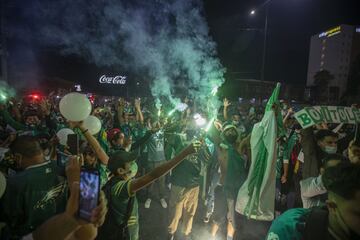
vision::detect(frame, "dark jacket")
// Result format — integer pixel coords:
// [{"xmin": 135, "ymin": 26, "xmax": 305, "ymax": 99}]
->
[{"xmin": 301, "ymin": 128, "xmax": 327, "ymax": 179}]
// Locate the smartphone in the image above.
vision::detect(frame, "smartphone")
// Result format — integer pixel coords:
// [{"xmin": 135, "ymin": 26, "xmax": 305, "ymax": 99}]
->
[
  {"xmin": 67, "ymin": 134, "xmax": 79, "ymax": 155},
  {"xmin": 56, "ymin": 151, "xmax": 70, "ymax": 167},
  {"xmin": 79, "ymin": 168, "xmax": 100, "ymax": 222}
]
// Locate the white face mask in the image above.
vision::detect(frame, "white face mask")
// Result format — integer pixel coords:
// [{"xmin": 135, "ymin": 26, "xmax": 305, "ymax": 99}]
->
[
  {"xmin": 324, "ymin": 146, "xmax": 337, "ymax": 154},
  {"xmin": 127, "ymin": 162, "xmax": 138, "ymax": 178}
]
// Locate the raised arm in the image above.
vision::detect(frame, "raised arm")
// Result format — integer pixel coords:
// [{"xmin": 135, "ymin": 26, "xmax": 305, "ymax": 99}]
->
[
  {"xmin": 282, "ymin": 108, "xmax": 294, "ymax": 124},
  {"xmin": 223, "ymin": 98, "xmax": 231, "ymax": 121},
  {"xmin": 134, "ymin": 98, "xmax": 144, "ymax": 124},
  {"xmin": 117, "ymin": 98, "xmax": 126, "ymax": 126},
  {"xmin": 71, "ymin": 122, "xmax": 109, "ymax": 165},
  {"xmin": 0, "ymin": 104, "xmax": 26, "ymax": 131},
  {"xmin": 129, "ymin": 142, "xmax": 199, "ymax": 194}
]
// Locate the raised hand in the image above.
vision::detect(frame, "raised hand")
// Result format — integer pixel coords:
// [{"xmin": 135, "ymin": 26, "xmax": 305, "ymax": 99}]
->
[
  {"xmin": 184, "ymin": 140, "xmax": 203, "ymax": 155},
  {"xmin": 39, "ymin": 99, "xmax": 51, "ymax": 116},
  {"xmin": 118, "ymin": 98, "xmax": 126, "ymax": 108},
  {"xmin": 68, "ymin": 121, "xmax": 85, "ymax": 130},
  {"xmin": 223, "ymin": 98, "xmax": 231, "ymax": 108},
  {"xmin": 134, "ymin": 98, "xmax": 141, "ymax": 110}
]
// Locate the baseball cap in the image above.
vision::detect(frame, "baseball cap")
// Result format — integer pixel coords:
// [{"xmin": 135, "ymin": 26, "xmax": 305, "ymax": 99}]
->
[
  {"xmin": 107, "ymin": 128, "xmax": 121, "ymax": 142},
  {"xmin": 108, "ymin": 150, "xmax": 138, "ymax": 173}
]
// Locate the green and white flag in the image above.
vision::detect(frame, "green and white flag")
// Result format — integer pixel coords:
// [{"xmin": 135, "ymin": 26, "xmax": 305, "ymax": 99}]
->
[{"xmin": 235, "ymin": 83, "xmax": 284, "ymax": 221}]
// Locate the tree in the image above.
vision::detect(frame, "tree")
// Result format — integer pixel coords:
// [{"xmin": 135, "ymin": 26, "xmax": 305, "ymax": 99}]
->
[{"xmin": 313, "ymin": 70, "xmax": 334, "ymax": 103}]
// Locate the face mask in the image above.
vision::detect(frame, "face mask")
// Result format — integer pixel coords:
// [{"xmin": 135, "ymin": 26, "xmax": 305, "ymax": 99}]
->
[
  {"xmin": 128, "ymin": 162, "xmax": 138, "ymax": 178},
  {"xmin": 323, "ymin": 146, "xmax": 337, "ymax": 154}
]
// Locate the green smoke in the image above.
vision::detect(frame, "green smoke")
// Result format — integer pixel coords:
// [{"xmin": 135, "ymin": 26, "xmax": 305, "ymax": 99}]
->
[{"xmin": 0, "ymin": 81, "xmax": 16, "ymax": 103}]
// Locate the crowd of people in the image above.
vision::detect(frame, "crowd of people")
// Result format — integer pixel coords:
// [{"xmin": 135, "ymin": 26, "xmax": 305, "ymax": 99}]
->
[{"xmin": 0, "ymin": 87, "xmax": 359, "ymax": 240}]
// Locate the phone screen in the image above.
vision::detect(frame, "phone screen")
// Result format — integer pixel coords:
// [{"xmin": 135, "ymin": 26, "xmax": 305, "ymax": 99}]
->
[
  {"xmin": 67, "ymin": 134, "xmax": 79, "ymax": 155},
  {"xmin": 79, "ymin": 169, "xmax": 100, "ymax": 222}
]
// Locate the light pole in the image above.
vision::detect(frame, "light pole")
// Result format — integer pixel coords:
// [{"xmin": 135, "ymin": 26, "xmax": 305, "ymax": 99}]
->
[
  {"xmin": 0, "ymin": 0, "xmax": 8, "ymax": 83},
  {"xmin": 250, "ymin": 2, "xmax": 270, "ymax": 81}
]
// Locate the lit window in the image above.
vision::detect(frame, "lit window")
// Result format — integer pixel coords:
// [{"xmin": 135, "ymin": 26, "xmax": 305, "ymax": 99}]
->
[
  {"xmin": 321, "ymin": 61, "xmax": 324, "ymax": 66},
  {"xmin": 321, "ymin": 54, "xmax": 325, "ymax": 58}
]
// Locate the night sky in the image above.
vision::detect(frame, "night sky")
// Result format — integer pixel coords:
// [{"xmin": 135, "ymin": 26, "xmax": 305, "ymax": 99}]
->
[
  {"xmin": 203, "ymin": 0, "xmax": 360, "ymax": 84},
  {"xmin": 5, "ymin": 0, "xmax": 360, "ymax": 91}
]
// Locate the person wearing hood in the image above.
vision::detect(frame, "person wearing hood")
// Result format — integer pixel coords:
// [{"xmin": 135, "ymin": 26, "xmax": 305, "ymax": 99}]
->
[{"xmin": 301, "ymin": 126, "xmax": 339, "ymax": 179}]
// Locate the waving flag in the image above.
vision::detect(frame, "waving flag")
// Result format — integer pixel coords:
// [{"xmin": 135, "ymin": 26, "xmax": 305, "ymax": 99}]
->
[{"xmin": 235, "ymin": 83, "xmax": 285, "ymax": 221}]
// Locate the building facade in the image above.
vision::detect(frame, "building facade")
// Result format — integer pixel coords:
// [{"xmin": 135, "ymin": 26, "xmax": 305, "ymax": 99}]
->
[{"xmin": 307, "ymin": 24, "xmax": 360, "ymax": 101}]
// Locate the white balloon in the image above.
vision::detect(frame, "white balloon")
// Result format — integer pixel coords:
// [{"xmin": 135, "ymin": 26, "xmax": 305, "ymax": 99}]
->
[
  {"xmin": 83, "ymin": 116, "xmax": 102, "ymax": 135},
  {"xmin": 56, "ymin": 128, "xmax": 75, "ymax": 146},
  {"xmin": 59, "ymin": 93, "xmax": 92, "ymax": 121}
]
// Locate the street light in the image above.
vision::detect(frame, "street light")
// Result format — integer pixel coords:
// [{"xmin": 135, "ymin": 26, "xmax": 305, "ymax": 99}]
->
[{"xmin": 250, "ymin": 9, "xmax": 256, "ymax": 15}]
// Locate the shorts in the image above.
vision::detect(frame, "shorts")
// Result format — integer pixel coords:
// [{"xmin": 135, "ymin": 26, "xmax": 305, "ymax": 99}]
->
[{"xmin": 212, "ymin": 186, "xmax": 236, "ymax": 226}]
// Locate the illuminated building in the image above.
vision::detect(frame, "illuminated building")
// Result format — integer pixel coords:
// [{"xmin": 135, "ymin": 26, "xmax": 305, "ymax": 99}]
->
[{"xmin": 306, "ymin": 24, "xmax": 360, "ymax": 101}]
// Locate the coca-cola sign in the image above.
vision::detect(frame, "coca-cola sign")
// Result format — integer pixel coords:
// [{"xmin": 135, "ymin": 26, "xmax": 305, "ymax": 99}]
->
[{"xmin": 99, "ymin": 75, "xmax": 127, "ymax": 85}]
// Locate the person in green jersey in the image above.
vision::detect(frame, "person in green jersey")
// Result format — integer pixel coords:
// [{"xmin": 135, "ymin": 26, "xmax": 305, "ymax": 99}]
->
[
  {"xmin": 97, "ymin": 141, "xmax": 200, "ymax": 240},
  {"xmin": 0, "ymin": 136, "xmax": 100, "ymax": 239}
]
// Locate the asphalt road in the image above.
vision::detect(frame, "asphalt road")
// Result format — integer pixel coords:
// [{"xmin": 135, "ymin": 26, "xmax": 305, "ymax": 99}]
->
[{"xmin": 137, "ymin": 188, "xmax": 227, "ymax": 240}]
